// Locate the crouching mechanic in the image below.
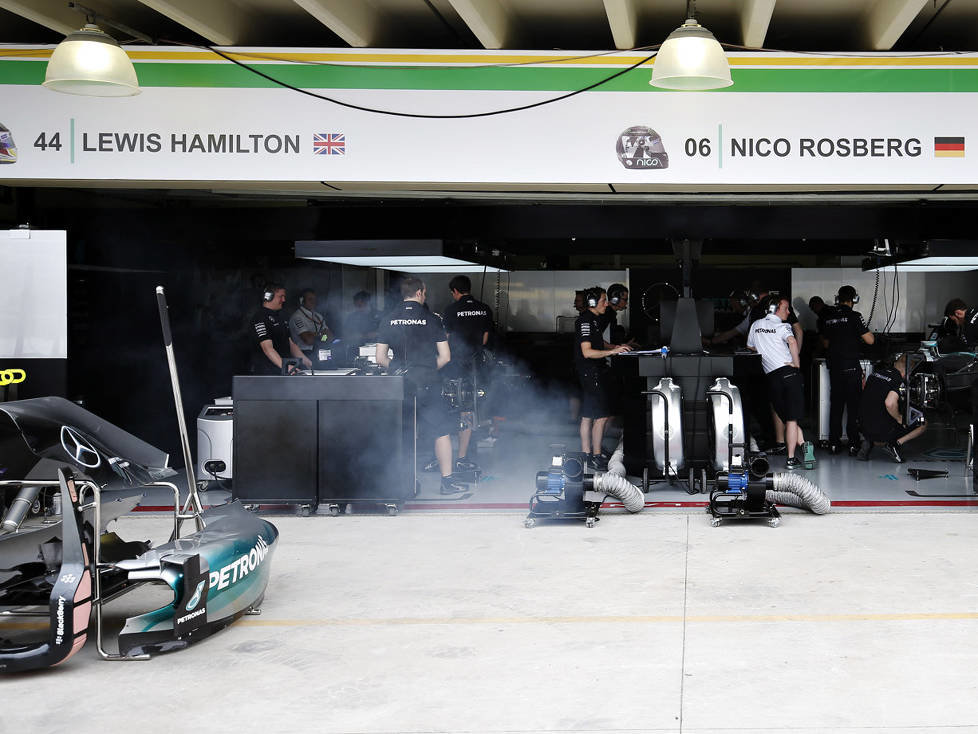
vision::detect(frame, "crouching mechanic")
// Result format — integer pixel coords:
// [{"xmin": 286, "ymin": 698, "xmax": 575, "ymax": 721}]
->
[
  {"xmin": 575, "ymin": 286, "xmax": 632, "ymax": 470},
  {"xmin": 375, "ymin": 277, "xmax": 467, "ymax": 495},
  {"xmin": 856, "ymin": 354, "xmax": 926, "ymax": 462},
  {"xmin": 747, "ymin": 295, "xmax": 814, "ymax": 470}
]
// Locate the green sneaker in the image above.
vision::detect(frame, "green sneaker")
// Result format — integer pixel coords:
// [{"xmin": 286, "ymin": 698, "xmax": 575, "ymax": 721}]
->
[{"xmin": 802, "ymin": 441, "xmax": 816, "ymax": 470}]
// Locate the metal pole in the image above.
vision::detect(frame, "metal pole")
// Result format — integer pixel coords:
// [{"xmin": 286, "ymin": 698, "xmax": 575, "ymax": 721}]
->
[{"xmin": 155, "ymin": 286, "xmax": 203, "ymax": 519}]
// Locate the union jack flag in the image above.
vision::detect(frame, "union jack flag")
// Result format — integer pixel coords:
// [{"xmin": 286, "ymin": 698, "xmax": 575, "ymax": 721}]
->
[{"xmin": 313, "ymin": 132, "xmax": 345, "ymax": 155}]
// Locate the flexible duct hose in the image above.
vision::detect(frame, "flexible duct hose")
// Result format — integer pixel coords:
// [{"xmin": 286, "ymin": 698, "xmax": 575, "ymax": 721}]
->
[
  {"xmin": 594, "ymin": 472, "xmax": 645, "ymax": 513},
  {"xmin": 593, "ymin": 438, "xmax": 645, "ymax": 513},
  {"xmin": 607, "ymin": 439, "xmax": 627, "ymax": 477},
  {"xmin": 767, "ymin": 472, "xmax": 831, "ymax": 515}
]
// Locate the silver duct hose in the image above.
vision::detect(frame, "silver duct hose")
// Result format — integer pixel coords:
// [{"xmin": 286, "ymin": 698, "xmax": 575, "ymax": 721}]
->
[
  {"xmin": 767, "ymin": 472, "xmax": 831, "ymax": 515},
  {"xmin": 607, "ymin": 439, "xmax": 627, "ymax": 477},
  {"xmin": 0, "ymin": 486, "xmax": 42, "ymax": 534},
  {"xmin": 593, "ymin": 439, "xmax": 645, "ymax": 513}
]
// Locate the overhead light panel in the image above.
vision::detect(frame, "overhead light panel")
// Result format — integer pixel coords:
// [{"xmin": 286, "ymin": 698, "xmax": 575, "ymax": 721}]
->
[
  {"xmin": 394, "ymin": 265, "xmax": 507, "ymax": 273},
  {"xmin": 867, "ymin": 258, "xmax": 978, "ymax": 273},
  {"xmin": 295, "ymin": 240, "xmax": 507, "ymax": 273},
  {"xmin": 650, "ymin": 0, "xmax": 732, "ymax": 90},
  {"xmin": 863, "ymin": 240, "xmax": 978, "ymax": 272}
]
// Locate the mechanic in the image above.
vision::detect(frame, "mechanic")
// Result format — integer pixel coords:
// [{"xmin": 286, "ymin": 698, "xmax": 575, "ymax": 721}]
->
[
  {"xmin": 708, "ymin": 289, "xmax": 759, "ymax": 347},
  {"xmin": 821, "ymin": 285, "xmax": 874, "ymax": 455},
  {"xmin": 375, "ymin": 277, "xmax": 467, "ymax": 495},
  {"xmin": 289, "ymin": 288, "xmax": 333, "ymax": 364},
  {"xmin": 342, "ymin": 290, "xmax": 380, "ymax": 347},
  {"xmin": 573, "ymin": 289, "xmax": 586, "ymax": 314},
  {"xmin": 568, "ymin": 290, "xmax": 587, "ymax": 424},
  {"xmin": 940, "ymin": 297, "xmax": 978, "ymax": 480},
  {"xmin": 439, "ymin": 275, "xmax": 494, "ymax": 474},
  {"xmin": 712, "ymin": 286, "xmax": 797, "ymax": 451},
  {"xmin": 747, "ymin": 295, "xmax": 815, "ymax": 470},
  {"xmin": 856, "ymin": 353, "xmax": 926, "ymax": 462},
  {"xmin": 575, "ymin": 286, "xmax": 632, "ymax": 470},
  {"xmin": 251, "ymin": 284, "xmax": 312, "ymax": 375},
  {"xmin": 936, "ymin": 298, "xmax": 978, "ymax": 352},
  {"xmin": 599, "ymin": 283, "xmax": 637, "ymax": 347}
]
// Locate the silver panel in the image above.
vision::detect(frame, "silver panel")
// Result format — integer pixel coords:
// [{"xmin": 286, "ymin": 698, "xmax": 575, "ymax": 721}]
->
[
  {"xmin": 650, "ymin": 377, "xmax": 684, "ymax": 475},
  {"xmin": 708, "ymin": 377, "xmax": 746, "ymax": 472}
]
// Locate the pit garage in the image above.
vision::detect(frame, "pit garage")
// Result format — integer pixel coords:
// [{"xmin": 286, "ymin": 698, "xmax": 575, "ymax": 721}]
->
[{"xmin": 3, "ymin": 0, "xmax": 978, "ymax": 730}]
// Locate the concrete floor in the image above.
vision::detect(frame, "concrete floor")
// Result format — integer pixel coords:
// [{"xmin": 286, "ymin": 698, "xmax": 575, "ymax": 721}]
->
[{"xmin": 4, "ymin": 510, "xmax": 978, "ymax": 733}]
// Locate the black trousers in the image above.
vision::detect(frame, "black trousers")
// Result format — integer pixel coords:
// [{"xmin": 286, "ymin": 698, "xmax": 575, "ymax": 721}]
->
[{"xmin": 829, "ymin": 365, "xmax": 862, "ymax": 444}]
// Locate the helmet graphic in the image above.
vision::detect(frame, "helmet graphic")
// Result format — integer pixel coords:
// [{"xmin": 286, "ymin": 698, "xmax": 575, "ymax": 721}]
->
[
  {"xmin": 0, "ymin": 124, "xmax": 16, "ymax": 164},
  {"xmin": 616, "ymin": 125, "xmax": 668, "ymax": 170}
]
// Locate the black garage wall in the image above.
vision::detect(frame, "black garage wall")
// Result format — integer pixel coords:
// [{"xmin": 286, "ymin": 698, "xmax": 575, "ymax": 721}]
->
[{"xmin": 64, "ymin": 231, "xmax": 339, "ymax": 462}]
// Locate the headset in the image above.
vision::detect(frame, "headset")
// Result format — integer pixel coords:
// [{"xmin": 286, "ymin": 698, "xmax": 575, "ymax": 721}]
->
[
  {"xmin": 298, "ymin": 289, "xmax": 314, "ymax": 308},
  {"xmin": 762, "ymin": 294, "xmax": 779, "ymax": 314},
  {"xmin": 835, "ymin": 286, "xmax": 859, "ymax": 305},
  {"xmin": 263, "ymin": 283, "xmax": 284, "ymax": 303},
  {"xmin": 584, "ymin": 287, "xmax": 603, "ymax": 309},
  {"xmin": 607, "ymin": 283, "xmax": 627, "ymax": 306}
]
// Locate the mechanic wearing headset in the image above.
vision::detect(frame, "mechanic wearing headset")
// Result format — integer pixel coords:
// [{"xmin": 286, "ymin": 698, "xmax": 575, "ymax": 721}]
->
[
  {"xmin": 575, "ymin": 286, "xmax": 632, "ymax": 470},
  {"xmin": 251, "ymin": 284, "xmax": 312, "ymax": 375},
  {"xmin": 289, "ymin": 288, "xmax": 333, "ymax": 364},
  {"xmin": 599, "ymin": 283, "xmax": 637, "ymax": 347},
  {"xmin": 821, "ymin": 285, "xmax": 874, "ymax": 455},
  {"xmin": 747, "ymin": 295, "xmax": 815, "ymax": 470},
  {"xmin": 375, "ymin": 277, "xmax": 467, "ymax": 495},
  {"xmin": 856, "ymin": 353, "xmax": 926, "ymax": 462},
  {"xmin": 440, "ymin": 275, "xmax": 494, "ymax": 474}
]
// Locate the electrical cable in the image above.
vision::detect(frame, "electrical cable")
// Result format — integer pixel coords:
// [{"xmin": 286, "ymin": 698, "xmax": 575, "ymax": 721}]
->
[
  {"xmin": 161, "ymin": 39, "xmax": 656, "ymax": 120},
  {"xmin": 865, "ymin": 258, "xmax": 881, "ymax": 329},
  {"xmin": 891, "ymin": 260, "xmax": 901, "ymax": 334}
]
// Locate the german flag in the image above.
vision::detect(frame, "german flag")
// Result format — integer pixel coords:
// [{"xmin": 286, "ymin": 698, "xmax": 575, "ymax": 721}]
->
[{"xmin": 934, "ymin": 136, "xmax": 965, "ymax": 157}]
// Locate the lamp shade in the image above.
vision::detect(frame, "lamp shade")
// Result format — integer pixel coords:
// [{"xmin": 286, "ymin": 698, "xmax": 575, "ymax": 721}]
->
[
  {"xmin": 43, "ymin": 24, "xmax": 140, "ymax": 96},
  {"xmin": 650, "ymin": 18, "xmax": 732, "ymax": 90}
]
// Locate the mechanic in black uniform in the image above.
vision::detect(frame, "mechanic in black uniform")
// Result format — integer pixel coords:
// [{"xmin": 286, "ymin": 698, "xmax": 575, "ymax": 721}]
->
[
  {"xmin": 375, "ymin": 277, "xmax": 467, "ymax": 495},
  {"xmin": 250, "ymin": 284, "xmax": 313, "ymax": 375},
  {"xmin": 575, "ymin": 286, "xmax": 632, "ymax": 470},
  {"xmin": 940, "ymin": 298, "xmax": 978, "ymax": 481},
  {"xmin": 821, "ymin": 285, "xmax": 874, "ymax": 455},
  {"xmin": 856, "ymin": 353, "xmax": 926, "ymax": 462},
  {"xmin": 936, "ymin": 298, "xmax": 974, "ymax": 352},
  {"xmin": 599, "ymin": 283, "xmax": 637, "ymax": 347},
  {"xmin": 440, "ymin": 275, "xmax": 494, "ymax": 473}
]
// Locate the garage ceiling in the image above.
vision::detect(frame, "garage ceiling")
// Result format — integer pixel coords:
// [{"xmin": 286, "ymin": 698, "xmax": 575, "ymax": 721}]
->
[{"xmin": 0, "ymin": 0, "xmax": 971, "ymax": 53}]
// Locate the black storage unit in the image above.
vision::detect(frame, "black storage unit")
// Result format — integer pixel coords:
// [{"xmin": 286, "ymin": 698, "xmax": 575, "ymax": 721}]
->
[{"xmin": 232, "ymin": 375, "xmax": 415, "ymax": 506}]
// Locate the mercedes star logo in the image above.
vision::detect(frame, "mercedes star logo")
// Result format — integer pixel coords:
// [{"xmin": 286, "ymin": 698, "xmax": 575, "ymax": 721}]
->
[{"xmin": 60, "ymin": 426, "xmax": 102, "ymax": 469}]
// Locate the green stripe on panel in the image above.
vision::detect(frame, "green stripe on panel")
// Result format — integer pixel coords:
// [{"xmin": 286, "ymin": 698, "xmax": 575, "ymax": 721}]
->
[{"xmin": 1, "ymin": 58, "xmax": 977, "ymax": 93}]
